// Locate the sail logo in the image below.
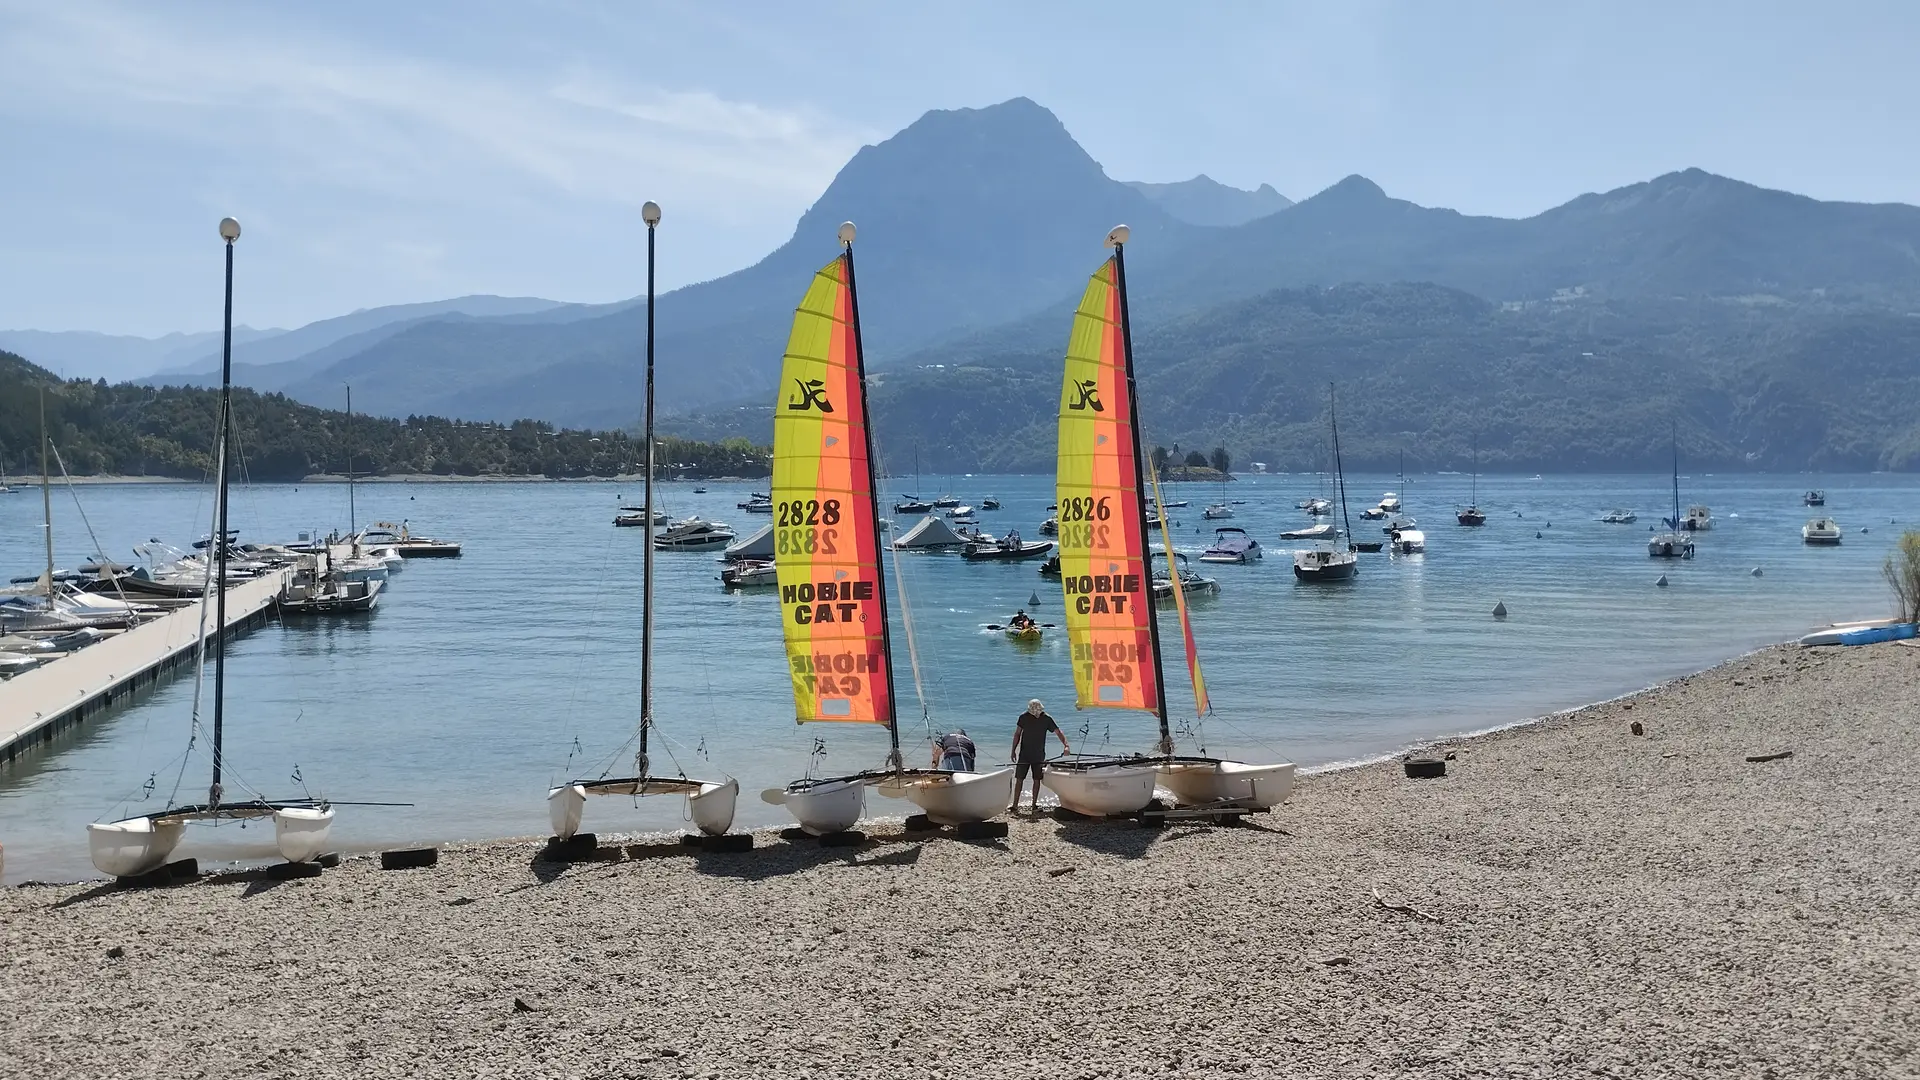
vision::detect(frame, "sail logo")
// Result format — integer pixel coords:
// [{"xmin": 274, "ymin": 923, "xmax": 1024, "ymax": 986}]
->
[
  {"xmin": 1063, "ymin": 572, "xmax": 1140, "ymax": 615},
  {"xmin": 787, "ymin": 378, "xmax": 835, "ymax": 413},
  {"xmin": 1067, "ymin": 379, "xmax": 1104, "ymax": 412}
]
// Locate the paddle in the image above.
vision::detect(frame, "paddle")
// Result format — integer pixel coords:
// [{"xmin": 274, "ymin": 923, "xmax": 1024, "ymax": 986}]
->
[{"xmin": 985, "ymin": 623, "xmax": 1057, "ymax": 631}]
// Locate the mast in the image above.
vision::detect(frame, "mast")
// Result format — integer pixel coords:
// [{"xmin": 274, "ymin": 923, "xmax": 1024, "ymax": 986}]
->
[
  {"xmin": 210, "ymin": 217, "xmax": 239, "ymax": 807},
  {"xmin": 1331, "ymin": 385, "xmax": 1353, "ymax": 547},
  {"xmin": 637, "ymin": 201, "xmax": 661, "ymax": 777},
  {"xmin": 1670, "ymin": 422, "xmax": 1680, "ymax": 529},
  {"xmin": 1109, "ymin": 233, "xmax": 1174, "ymax": 756},
  {"xmin": 345, "ymin": 385, "xmax": 356, "ymax": 535},
  {"xmin": 839, "ymin": 224, "xmax": 903, "ymax": 769},
  {"xmin": 1471, "ymin": 438, "xmax": 1478, "ymax": 505},
  {"xmin": 38, "ymin": 391, "xmax": 53, "ymax": 601}
]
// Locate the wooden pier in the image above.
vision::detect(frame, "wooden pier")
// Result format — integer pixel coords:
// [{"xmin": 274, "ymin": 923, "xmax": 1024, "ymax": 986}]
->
[{"xmin": 0, "ymin": 569, "xmax": 289, "ymax": 765}]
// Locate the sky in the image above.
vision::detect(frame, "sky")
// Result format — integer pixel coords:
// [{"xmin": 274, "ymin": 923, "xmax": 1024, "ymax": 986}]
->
[{"xmin": 2, "ymin": 0, "xmax": 1915, "ymax": 337}]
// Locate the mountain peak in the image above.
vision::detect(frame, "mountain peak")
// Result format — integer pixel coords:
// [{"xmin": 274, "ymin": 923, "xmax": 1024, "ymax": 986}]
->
[
  {"xmin": 1124, "ymin": 174, "xmax": 1293, "ymax": 227},
  {"xmin": 1322, "ymin": 174, "xmax": 1388, "ymax": 201}
]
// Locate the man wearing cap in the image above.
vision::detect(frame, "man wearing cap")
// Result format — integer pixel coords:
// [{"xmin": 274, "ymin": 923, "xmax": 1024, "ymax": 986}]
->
[{"xmin": 1009, "ymin": 698, "xmax": 1069, "ymax": 813}]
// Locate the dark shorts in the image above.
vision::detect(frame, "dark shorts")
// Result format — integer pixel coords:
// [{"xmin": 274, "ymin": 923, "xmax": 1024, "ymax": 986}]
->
[{"xmin": 1014, "ymin": 761, "xmax": 1045, "ymax": 781}]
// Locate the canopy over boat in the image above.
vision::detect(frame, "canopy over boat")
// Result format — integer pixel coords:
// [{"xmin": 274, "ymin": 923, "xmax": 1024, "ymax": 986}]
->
[{"xmin": 893, "ymin": 515, "xmax": 969, "ymax": 549}]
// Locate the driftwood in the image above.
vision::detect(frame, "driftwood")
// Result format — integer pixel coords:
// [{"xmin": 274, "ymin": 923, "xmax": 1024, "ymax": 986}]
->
[
  {"xmin": 1745, "ymin": 751, "xmax": 1794, "ymax": 763},
  {"xmin": 1372, "ymin": 888, "xmax": 1443, "ymax": 923}
]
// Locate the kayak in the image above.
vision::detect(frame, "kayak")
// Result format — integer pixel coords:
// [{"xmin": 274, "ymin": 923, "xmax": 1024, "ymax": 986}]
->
[{"xmin": 1004, "ymin": 624, "xmax": 1043, "ymax": 642}]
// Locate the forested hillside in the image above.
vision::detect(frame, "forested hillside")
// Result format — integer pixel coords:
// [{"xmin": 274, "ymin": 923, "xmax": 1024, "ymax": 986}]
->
[{"xmin": 0, "ymin": 350, "xmax": 767, "ymax": 481}]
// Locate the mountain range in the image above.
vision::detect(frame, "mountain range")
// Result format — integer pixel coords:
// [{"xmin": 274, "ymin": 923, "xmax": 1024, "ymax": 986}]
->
[{"xmin": 6, "ymin": 96, "xmax": 1920, "ymax": 471}]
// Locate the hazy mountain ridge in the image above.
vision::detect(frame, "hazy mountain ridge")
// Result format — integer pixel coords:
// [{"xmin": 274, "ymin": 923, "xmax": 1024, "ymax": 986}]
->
[{"xmin": 1126, "ymin": 175, "xmax": 1293, "ymax": 226}]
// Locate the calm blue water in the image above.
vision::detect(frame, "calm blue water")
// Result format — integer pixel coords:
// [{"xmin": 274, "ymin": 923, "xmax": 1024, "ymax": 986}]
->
[{"xmin": 1, "ymin": 472, "xmax": 1913, "ymax": 882}]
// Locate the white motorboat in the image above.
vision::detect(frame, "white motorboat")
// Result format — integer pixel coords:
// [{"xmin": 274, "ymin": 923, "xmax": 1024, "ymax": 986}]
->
[
  {"xmin": 1383, "ymin": 514, "xmax": 1417, "ymax": 535},
  {"xmin": 1377, "ymin": 492, "xmax": 1402, "ymax": 513},
  {"xmin": 1151, "ymin": 551, "xmax": 1219, "ymax": 599},
  {"xmin": 1804, "ymin": 490, "xmax": 1826, "ymax": 507},
  {"xmin": 1157, "ymin": 760, "xmax": 1297, "ymax": 809},
  {"xmin": 1359, "ymin": 505, "xmax": 1387, "ymax": 520},
  {"xmin": 1682, "ymin": 505, "xmax": 1713, "ymax": 531},
  {"xmin": 0, "ymin": 652, "xmax": 44, "ymax": 677},
  {"xmin": 1042, "ymin": 759, "xmax": 1161, "ymax": 816},
  {"xmin": 946, "ymin": 504, "xmax": 975, "ymax": 518},
  {"xmin": 1802, "ymin": 517, "xmax": 1843, "ymax": 545},
  {"xmin": 1391, "ymin": 528, "xmax": 1427, "ymax": 554},
  {"xmin": 1279, "ymin": 522, "xmax": 1336, "ymax": 541},
  {"xmin": 719, "ymin": 559, "xmax": 777, "ymax": 588},
  {"xmin": 653, "ymin": 517, "xmax": 736, "ymax": 550},
  {"xmin": 881, "ymin": 768, "xmax": 1016, "ymax": 826},
  {"xmin": 1199, "ymin": 526, "xmax": 1261, "ymax": 564},
  {"xmin": 1202, "ymin": 503, "xmax": 1234, "ymax": 520},
  {"xmin": 1602, "ymin": 508, "xmax": 1638, "ymax": 524},
  {"xmin": 614, "ymin": 506, "xmax": 670, "ymax": 527}
]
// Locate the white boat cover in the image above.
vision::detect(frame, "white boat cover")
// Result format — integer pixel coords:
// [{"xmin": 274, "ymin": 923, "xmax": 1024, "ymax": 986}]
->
[
  {"xmin": 726, "ymin": 523, "xmax": 774, "ymax": 561},
  {"xmin": 893, "ymin": 515, "xmax": 969, "ymax": 549}
]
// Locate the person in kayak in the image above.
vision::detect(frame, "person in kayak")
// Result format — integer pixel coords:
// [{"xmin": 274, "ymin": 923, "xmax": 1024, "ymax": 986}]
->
[
  {"xmin": 1008, "ymin": 610, "xmax": 1035, "ymax": 631},
  {"xmin": 1009, "ymin": 699, "xmax": 1069, "ymax": 812}
]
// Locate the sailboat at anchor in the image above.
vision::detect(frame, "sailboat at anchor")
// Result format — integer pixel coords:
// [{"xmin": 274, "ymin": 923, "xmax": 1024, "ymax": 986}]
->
[
  {"xmin": 87, "ymin": 217, "xmax": 335, "ymax": 879},
  {"xmin": 546, "ymin": 201, "xmax": 744, "ymax": 852},
  {"xmin": 1043, "ymin": 225, "xmax": 1296, "ymax": 817},
  {"xmin": 759, "ymin": 222, "xmax": 1011, "ymax": 836}
]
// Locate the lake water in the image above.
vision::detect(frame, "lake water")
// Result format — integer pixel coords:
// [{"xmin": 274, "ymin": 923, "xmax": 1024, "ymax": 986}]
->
[{"xmin": 1, "ymin": 472, "xmax": 1912, "ymax": 883}]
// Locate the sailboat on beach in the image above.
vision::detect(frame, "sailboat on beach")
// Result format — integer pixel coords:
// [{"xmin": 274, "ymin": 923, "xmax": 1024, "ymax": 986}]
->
[
  {"xmin": 88, "ymin": 218, "xmax": 335, "ymax": 879},
  {"xmin": 1044, "ymin": 225, "xmax": 1295, "ymax": 816},
  {"xmin": 760, "ymin": 222, "xmax": 1011, "ymax": 836},
  {"xmin": 547, "ymin": 202, "xmax": 744, "ymax": 850}
]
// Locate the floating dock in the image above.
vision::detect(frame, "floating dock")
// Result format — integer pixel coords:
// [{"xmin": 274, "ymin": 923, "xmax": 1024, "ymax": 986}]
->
[{"xmin": 0, "ymin": 569, "xmax": 289, "ymax": 765}]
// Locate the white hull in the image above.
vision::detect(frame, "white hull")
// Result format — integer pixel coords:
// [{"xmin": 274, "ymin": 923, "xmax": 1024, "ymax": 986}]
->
[
  {"xmin": 87, "ymin": 817, "xmax": 187, "ymax": 878},
  {"xmin": 895, "ymin": 768, "xmax": 1014, "ymax": 825},
  {"xmin": 1157, "ymin": 760, "xmax": 1297, "ymax": 810},
  {"xmin": 762, "ymin": 777, "xmax": 865, "ymax": 835},
  {"xmin": 1042, "ymin": 762, "xmax": 1158, "ymax": 816},
  {"xmin": 273, "ymin": 806, "xmax": 335, "ymax": 863},
  {"xmin": 547, "ymin": 776, "xmax": 741, "ymax": 839}
]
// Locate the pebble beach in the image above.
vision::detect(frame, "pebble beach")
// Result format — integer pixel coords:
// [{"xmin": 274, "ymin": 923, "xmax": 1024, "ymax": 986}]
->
[{"xmin": 3, "ymin": 642, "xmax": 1916, "ymax": 1079}]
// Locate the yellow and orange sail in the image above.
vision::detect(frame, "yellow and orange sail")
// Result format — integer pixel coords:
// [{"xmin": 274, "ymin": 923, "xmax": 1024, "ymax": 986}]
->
[
  {"xmin": 1055, "ymin": 257, "xmax": 1158, "ymax": 713},
  {"xmin": 772, "ymin": 255, "xmax": 892, "ymax": 724},
  {"xmin": 1150, "ymin": 464, "xmax": 1209, "ymax": 716}
]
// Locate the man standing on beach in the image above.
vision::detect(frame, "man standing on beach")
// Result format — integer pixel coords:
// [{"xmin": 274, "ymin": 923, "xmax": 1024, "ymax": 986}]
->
[{"xmin": 1010, "ymin": 699, "xmax": 1069, "ymax": 812}]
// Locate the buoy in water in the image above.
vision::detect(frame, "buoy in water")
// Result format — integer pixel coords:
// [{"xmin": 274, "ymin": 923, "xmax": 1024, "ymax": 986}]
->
[
  {"xmin": 1656, "ymin": 574, "xmax": 1670, "ymax": 587},
  {"xmin": 1492, "ymin": 601, "xmax": 1508, "ymax": 619},
  {"xmin": 1535, "ymin": 531, "xmax": 1543, "ymax": 539},
  {"xmin": 1028, "ymin": 591, "xmax": 1041, "ymax": 607},
  {"xmin": 1751, "ymin": 567, "xmax": 1763, "ymax": 577}
]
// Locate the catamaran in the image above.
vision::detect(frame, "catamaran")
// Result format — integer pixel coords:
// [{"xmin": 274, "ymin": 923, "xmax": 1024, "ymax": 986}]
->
[
  {"xmin": 759, "ymin": 222, "xmax": 1011, "ymax": 837},
  {"xmin": 1043, "ymin": 225, "xmax": 1295, "ymax": 817},
  {"xmin": 546, "ymin": 202, "xmax": 744, "ymax": 852},
  {"xmin": 88, "ymin": 218, "xmax": 335, "ymax": 879}
]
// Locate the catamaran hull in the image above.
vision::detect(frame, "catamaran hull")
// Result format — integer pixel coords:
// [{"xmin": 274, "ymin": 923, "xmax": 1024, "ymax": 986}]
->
[
  {"xmin": 1042, "ymin": 762, "xmax": 1158, "ymax": 816},
  {"xmin": 273, "ymin": 806, "xmax": 335, "ymax": 863},
  {"xmin": 763, "ymin": 778, "xmax": 865, "ymax": 836},
  {"xmin": 547, "ymin": 777, "xmax": 741, "ymax": 839},
  {"xmin": 1157, "ymin": 760, "xmax": 1297, "ymax": 810},
  {"xmin": 87, "ymin": 817, "xmax": 187, "ymax": 878},
  {"xmin": 898, "ymin": 769, "xmax": 1015, "ymax": 825}
]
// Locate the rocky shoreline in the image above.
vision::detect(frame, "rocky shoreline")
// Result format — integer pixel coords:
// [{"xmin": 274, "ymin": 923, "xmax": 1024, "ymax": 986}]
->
[{"xmin": 3, "ymin": 643, "xmax": 1915, "ymax": 1078}]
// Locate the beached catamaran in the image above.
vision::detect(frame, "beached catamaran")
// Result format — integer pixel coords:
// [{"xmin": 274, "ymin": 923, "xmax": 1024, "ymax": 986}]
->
[
  {"xmin": 87, "ymin": 218, "xmax": 335, "ymax": 879},
  {"xmin": 547, "ymin": 202, "xmax": 744, "ymax": 851},
  {"xmin": 760, "ymin": 222, "xmax": 1011, "ymax": 836},
  {"xmin": 1044, "ymin": 225, "xmax": 1295, "ymax": 816}
]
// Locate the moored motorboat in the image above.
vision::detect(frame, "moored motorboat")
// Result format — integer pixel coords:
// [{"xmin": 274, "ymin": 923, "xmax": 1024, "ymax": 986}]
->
[
  {"xmin": 1682, "ymin": 505, "xmax": 1713, "ymax": 531},
  {"xmin": 1279, "ymin": 522, "xmax": 1335, "ymax": 541},
  {"xmin": 1151, "ymin": 551, "xmax": 1219, "ymax": 599},
  {"xmin": 614, "ymin": 506, "xmax": 670, "ymax": 527},
  {"xmin": 653, "ymin": 517, "xmax": 736, "ymax": 550},
  {"xmin": 1602, "ymin": 508, "xmax": 1638, "ymax": 524},
  {"xmin": 1804, "ymin": 490, "xmax": 1826, "ymax": 507},
  {"xmin": 1391, "ymin": 528, "xmax": 1427, "ymax": 554},
  {"xmin": 960, "ymin": 539, "xmax": 1053, "ymax": 561},
  {"xmin": 1202, "ymin": 503, "xmax": 1234, "ymax": 519},
  {"xmin": 1199, "ymin": 526, "xmax": 1261, "ymax": 563},
  {"xmin": 719, "ymin": 559, "xmax": 777, "ymax": 588},
  {"xmin": 1802, "ymin": 517, "xmax": 1843, "ymax": 545}
]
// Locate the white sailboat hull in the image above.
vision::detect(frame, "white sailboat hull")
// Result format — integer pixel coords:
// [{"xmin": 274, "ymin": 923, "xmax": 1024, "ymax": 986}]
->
[
  {"xmin": 547, "ymin": 776, "xmax": 741, "ymax": 839},
  {"xmin": 762, "ymin": 777, "xmax": 865, "ymax": 835},
  {"xmin": 87, "ymin": 817, "xmax": 187, "ymax": 878},
  {"xmin": 897, "ymin": 768, "xmax": 1014, "ymax": 825},
  {"xmin": 273, "ymin": 806, "xmax": 335, "ymax": 863},
  {"xmin": 1042, "ymin": 762, "xmax": 1158, "ymax": 816},
  {"xmin": 1157, "ymin": 760, "xmax": 1297, "ymax": 810}
]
